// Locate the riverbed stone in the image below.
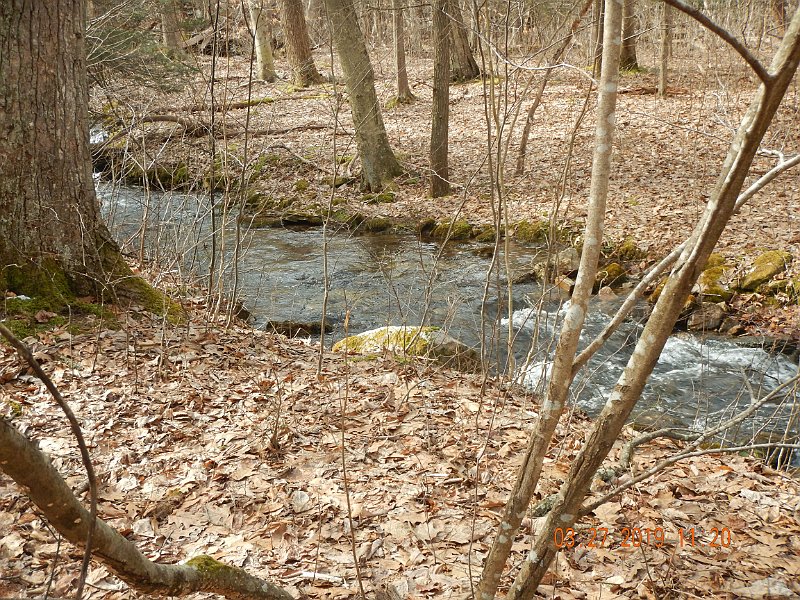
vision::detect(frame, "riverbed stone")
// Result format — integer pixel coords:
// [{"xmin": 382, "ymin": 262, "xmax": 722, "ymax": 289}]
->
[
  {"xmin": 333, "ymin": 326, "xmax": 480, "ymax": 372},
  {"xmin": 739, "ymin": 250, "xmax": 792, "ymax": 291},
  {"xmin": 687, "ymin": 303, "xmax": 727, "ymax": 332}
]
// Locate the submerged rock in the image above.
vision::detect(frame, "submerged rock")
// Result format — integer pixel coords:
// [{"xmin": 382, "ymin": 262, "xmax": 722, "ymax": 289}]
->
[
  {"xmin": 332, "ymin": 325, "xmax": 480, "ymax": 372},
  {"xmin": 739, "ymin": 250, "xmax": 792, "ymax": 291}
]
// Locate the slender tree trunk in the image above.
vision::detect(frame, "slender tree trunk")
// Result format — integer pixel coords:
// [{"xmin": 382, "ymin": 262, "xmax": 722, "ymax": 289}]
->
[
  {"xmin": 619, "ymin": 0, "xmax": 639, "ymax": 69},
  {"xmin": 448, "ymin": 0, "xmax": 480, "ymax": 81},
  {"xmin": 277, "ymin": 0, "xmax": 324, "ymax": 86},
  {"xmin": 324, "ymin": 0, "xmax": 403, "ymax": 190},
  {"xmin": 591, "ymin": 0, "xmax": 604, "ymax": 71},
  {"xmin": 161, "ymin": 0, "xmax": 186, "ymax": 54},
  {"xmin": 501, "ymin": 6, "xmax": 800, "ymax": 598},
  {"xmin": 477, "ymin": 0, "xmax": 624, "ymax": 596},
  {"xmin": 430, "ymin": 0, "xmax": 450, "ymax": 197},
  {"xmin": 393, "ymin": 0, "xmax": 415, "ymax": 102},
  {"xmin": 659, "ymin": 3, "xmax": 673, "ymax": 96},
  {"xmin": 0, "ymin": 0, "xmax": 142, "ymax": 301},
  {"xmin": 248, "ymin": 0, "xmax": 277, "ymax": 81}
]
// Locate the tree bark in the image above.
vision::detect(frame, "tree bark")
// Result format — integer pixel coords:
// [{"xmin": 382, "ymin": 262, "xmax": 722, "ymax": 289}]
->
[
  {"xmin": 591, "ymin": 0, "xmax": 604, "ymax": 71},
  {"xmin": 0, "ymin": 0, "xmax": 144, "ymax": 302},
  {"xmin": 393, "ymin": 0, "xmax": 414, "ymax": 102},
  {"xmin": 447, "ymin": 0, "xmax": 480, "ymax": 81},
  {"xmin": 430, "ymin": 0, "xmax": 451, "ymax": 197},
  {"xmin": 501, "ymin": 6, "xmax": 800, "ymax": 597},
  {"xmin": 277, "ymin": 0, "xmax": 324, "ymax": 86},
  {"xmin": 658, "ymin": 3, "xmax": 673, "ymax": 96},
  {"xmin": 248, "ymin": 0, "xmax": 277, "ymax": 81},
  {"xmin": 619, "ymin": 0, "xmax": 639, "ymax": 69},
  {"xmin": 0, "ymin": 416, "xmax": 293, "ymax": 600},
  {"xmin": 161, "ymin": 0, "xmax": 186, "ymax": 54},
  {"xmin": 476, "ymin": 0, "xmax": 624, "ymax": 596},
  {"xmin": 324, "ymin": 0, "xmax": 403, "ymax": 190}
]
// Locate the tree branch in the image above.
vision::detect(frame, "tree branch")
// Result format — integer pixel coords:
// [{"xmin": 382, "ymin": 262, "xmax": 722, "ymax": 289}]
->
[{"xmin": 661, "ymin": 0, "xmax": 771, "ymax": 83}]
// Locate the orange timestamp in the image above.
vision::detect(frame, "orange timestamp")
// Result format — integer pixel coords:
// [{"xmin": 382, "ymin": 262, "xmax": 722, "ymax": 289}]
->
[{"xmin": 553, "ymin": 526, "xmax": 733, "ymax": 550}]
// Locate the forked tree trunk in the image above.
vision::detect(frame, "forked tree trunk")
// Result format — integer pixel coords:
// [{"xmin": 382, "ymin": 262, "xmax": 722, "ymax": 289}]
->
[
  {"xmin": 477, "ymin": 0, "xmax": 624, "ymax": 596},
  {"xmin": 448, "ymin": 0, "xmax": 480, "ymax": 81},
  {"xmin": 430, "ymin": 0, "xmax": 450, "ymax": 197},
  {"xmin": 277, "ymin": 0, "xmax": 324, "ymax": 86},
  {"xmin": 0, "ymin": 0, "xmax": 142, "ymax": 301},
  {"xmin": 324, "ymin": 0, "xmax": 403, "ymax": 190},
  {"xmin": 483, "ymin": 5, "xmax": 800, "ymax": 599},
  {"xmin": 619, "ymin": 0, "xmax": 639, "ymax": 69},
  {"xmin": 393, "ymin": 0, "xmax": 415, "ymax": 101},
  {"xmin": 659, "ymin": 3, "xmax": 673, "ymax": 96},
  {"xmin": 248, "ymin": 0, "xmax": 277, "ymax": 81}
]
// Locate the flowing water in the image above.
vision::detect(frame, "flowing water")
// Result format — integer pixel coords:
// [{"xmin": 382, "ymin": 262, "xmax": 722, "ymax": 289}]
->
[{"xmin": 98, "ymin": 183, "xmax": 799, "ymax": 447}]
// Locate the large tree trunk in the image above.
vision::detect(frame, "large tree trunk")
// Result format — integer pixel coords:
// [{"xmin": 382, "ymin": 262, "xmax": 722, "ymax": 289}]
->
[
  {"xmin": 448, "ymin": 0, "xmax": 480, "ymax": 81},
  {"xmin": 0, "ymin": 0, "xmax": 142, "ymax": 302},
  {"xmin": 324, "ymin": 0, "xmax": 403, "ymax": 190},
  {"xmin": 248, "ymin": 0, "xmax": 277, "ymax": 81},
  {"xmin": 277, "ymin": 0, "xmax": 324, "ymax": 86},
  {"xmin": 619, "ymin": 0, "xmax": 639, "ymax": 69},
  {"xmin": 160, "ymin": 0, "xmax": 186, "ymax": 54},
  {"xmin": 430, "ymin": 0, "xmax": 450, "ymax": 197}
]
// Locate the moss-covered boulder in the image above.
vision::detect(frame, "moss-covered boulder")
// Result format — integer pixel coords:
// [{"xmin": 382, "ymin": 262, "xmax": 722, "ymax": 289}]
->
[
  {"xmin": 697, "ymin": 255, "xmax": 733, "ymax": 302},
  {"xmin": 362, "ymin": 216, "xmax": 393, "ymax": 233},
  {"xmin": 332, "ymin": 326, "xmax": 480, "ymax": 372},
  {"xmin": 514, "ymin": 219, "xmax": 550, "ymax": 244},
  {"xmin": 363, "ymin": 191, "xmax": 397, "ymax": 205},
  {"xmin": 595, "ymin": 262, "xmax": 627, "ymax": 288},
  {"xmin": 739, "ymin": 250, "xmax": 792, "ymax": 291},
  {"xmin": 474, "ymin": 225, "xmax": 497, "ymax": 243},
  {"xmin": 612, "ymin": 237, "xmax": 646, "ymax": 261},
  {"xmin": 431, "ymin": 220, "xmax": 473, "ymax": 241}
]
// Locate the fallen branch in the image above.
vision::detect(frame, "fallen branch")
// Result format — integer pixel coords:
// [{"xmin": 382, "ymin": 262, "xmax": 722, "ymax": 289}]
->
[{"xmin": 0, "ymin": 328, "xmax": 293, "ymax": 600}]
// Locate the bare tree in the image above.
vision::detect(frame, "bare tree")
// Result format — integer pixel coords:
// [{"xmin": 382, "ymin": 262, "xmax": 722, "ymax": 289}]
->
[
  {"xmin": 659, "ymin": 3, "xmax": 673, "ymax": 96},
  {"xmin": 324, "ymin": 0, "xmax": 403, "ymax": 190},
  {"xmin": 448, "ymin": 0, "xmax": 480, "ymax": 81},
  {"xmin": 478, "ymin": 2, "xmax": 800, "ymax": 597},
  {"xmin": 278, "ymin": 0, "xmax": 324, "ymax": 86},
  {"xmin": 248, "ymin": 0, "xmax": 277, "ymax": 81},
  {"xmin": 392, "ymin": 0, "xmax": 415, "ymax": 102},
  {"xmin": 160, "ymin": 0, "xmax": 186, "ymax": 54},
  {"xmin": 430, "ymin": 0, "xmax": 451, "ymax": 197},
  {"xmin": 620, "ymin": 0, "xmax": 638, "ymax": 69}
]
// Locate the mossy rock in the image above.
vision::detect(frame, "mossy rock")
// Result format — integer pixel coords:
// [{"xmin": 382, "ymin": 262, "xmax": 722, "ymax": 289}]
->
[
  {"xmin": 595, "ymin": 262, "xmax": 627, "ymax": 288},
  {"xmin": 738, "ymin": 250, "xmax": 792, "ymax": 291},
  {"xmin": 323, "ymin": 175, "xmax": 355, "ymax": 188},
  {"xmin": 474, "ymin": 225, "xmax": 497, "ymax": 243},
  {"xmin": 331, "ymin": 209, "xmax": 365, "ymax": 227},
  {"xmin": 612, "ymin": 237, "xmax": 647, "ymax": 261},
  {"xmin": 697, "ymin": 259, "xmax": 733, "ymax": 302},
  {"xmin": 363, "ymin": 191, "xmax": 397, "ymax": 205},
  {"xmin": 333, "ymin": 325, "xmax": 480, "ymax": 372},
  {"xmin": 431, "ymin": 220, "xmax": 473, "ymax": 241},
  {"xmin": 362, "ymin": 216, "xmax": 393, "ymax": 233},
  {"xmin": 514, "ymin": 219, "xmax": 550, "ymax": 244},
  {"xmin": 293, "ymin": 179, "xmax": 310, "ymax": 192},
  {"xmin": 417, "ymin": 218, "xmax": 437, "ymax": 235},
  {"xmin": 281, "ymin": 211, "xmax": 324, "ymax": 227},
  {"xmin": 124, "ymin": 162, "xmax": 192, "ymax": 190},
  {"xmin": 241, "ymin": 213, "xmax": 284, "ymax": 228}
]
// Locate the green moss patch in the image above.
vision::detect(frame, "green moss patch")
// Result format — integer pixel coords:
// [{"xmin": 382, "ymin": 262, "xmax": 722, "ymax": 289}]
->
[
  {"xmin": 739, "ymin": 250, "xmax": 792, "ymax": 291},
  {"xmin": 431, "ymin": 220, "xmax": 473, "ymax": 241},
  {"xmin": 514, "ymin": 219, "xmax": 550, "ymax": 244}
]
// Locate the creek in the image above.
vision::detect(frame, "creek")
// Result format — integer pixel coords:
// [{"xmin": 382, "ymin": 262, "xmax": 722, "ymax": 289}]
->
[{"xmin": 98, "ymin": 183, "xmax": 799, "ymax": 447}]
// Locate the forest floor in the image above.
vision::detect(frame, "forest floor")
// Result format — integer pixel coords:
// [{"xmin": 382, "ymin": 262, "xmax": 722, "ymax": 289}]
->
[
  {"xmin": 1, "ymin": 272, "xmax": 799, "ymax": 600},
  {"xmin": 91, "ymin": 46, "xmax": 800, "ymax": 337}
]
